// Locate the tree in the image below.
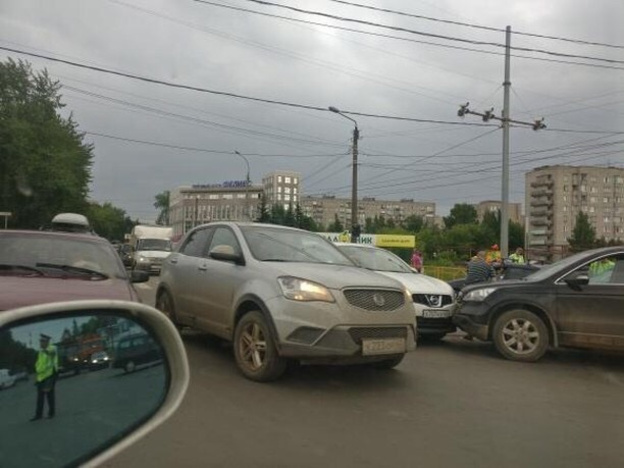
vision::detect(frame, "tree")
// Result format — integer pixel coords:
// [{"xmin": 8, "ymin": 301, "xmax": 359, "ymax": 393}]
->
[
  {"xmin": 153, "ymin": 190, "xmax": 170, "ymax": 226},
  {"xmin": 0, "ymin": 58, "xmax": 93, "ymax": 228},
  {"xmin": 87, "ymin": 201, "xmax": 135, "ymax": 242},
  {"xmin": 403, "ymin": 215, "xmax": 424, "ymax": 233},
  {"xmin": 444, "ymin": 203, "xmax": 478, "ymax": 229},
  {"xmin": 568, "ymin": 211, "xmax": 596, "ymax": 252},
  {"xmin": 254, "ymin": 194, "xmax": 270, "ymax": 223},
  {"xmin": 327, "ymin": 214, "xmax": 344, "ymax": 232},
  {"xmin": 284, "ymin": 204, "xmax": 296, "ymax": 227}
]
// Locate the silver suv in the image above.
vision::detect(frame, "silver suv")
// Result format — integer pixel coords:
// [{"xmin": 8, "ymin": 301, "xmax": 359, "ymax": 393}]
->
[{"xmin": 157, "ymin": 223, "xmax": 417, "ymax": 381}]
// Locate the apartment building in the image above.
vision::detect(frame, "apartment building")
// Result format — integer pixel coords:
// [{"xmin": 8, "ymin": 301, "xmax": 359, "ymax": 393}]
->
[
  {"xmin": 301, "ymin": 195, "xmax": 436, "ymax": 229},
  {"xmin": 262, "ymin": 171, "xmax": 302, "ymax": 210},
  {"xmin": 475, "ymin": 200, "xmax": 523, "ymax": 225},
  {"xmin": 526, "ymin": 165, "xmax": 624, "ymax": 260}
]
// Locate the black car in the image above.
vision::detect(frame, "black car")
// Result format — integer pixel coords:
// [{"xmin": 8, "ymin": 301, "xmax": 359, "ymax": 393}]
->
[
  {"xmin": 453, "ymin": 247, "xmax": 624, "ymax": 362},
  {"xmin": 448, "ymin": 262, "xmax": 541, "ymax": 293}
]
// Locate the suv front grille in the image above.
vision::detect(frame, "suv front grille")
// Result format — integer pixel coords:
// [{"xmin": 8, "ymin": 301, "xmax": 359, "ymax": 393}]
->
[
  {"xmin": 343, "ymin": 289, "xmax": 405, "ymax": 311},
  {"xmin": 412, "ymin": 294, "xmax": 453, "ymax": 308},
  {"xmin": 348, "ymin": 327, "xmax": 408, "ymax": 344}
]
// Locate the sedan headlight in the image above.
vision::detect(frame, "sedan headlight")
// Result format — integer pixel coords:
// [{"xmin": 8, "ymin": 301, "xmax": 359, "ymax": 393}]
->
[
  {"xmin": 138, "ymin": 256, "xmax": 149, "ymax": 263},
  {"xmin": 277, "ymin": 277, "xmax": 335, "ymax": 303},
  {"xmin": 462, "ymin": 287, "xmax": 497, "ymax": 302}
]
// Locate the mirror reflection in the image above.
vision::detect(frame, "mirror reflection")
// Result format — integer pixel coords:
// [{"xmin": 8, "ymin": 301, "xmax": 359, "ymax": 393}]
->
[{"xmin": 0, "ymin": 312, "xmax": 168, "ymax": 468}]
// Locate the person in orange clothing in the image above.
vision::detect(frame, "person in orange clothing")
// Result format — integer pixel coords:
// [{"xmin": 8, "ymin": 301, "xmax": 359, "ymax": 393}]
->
[{"xmin": 485, "ymin": 244, "xmax": 503, "ymax": 271}]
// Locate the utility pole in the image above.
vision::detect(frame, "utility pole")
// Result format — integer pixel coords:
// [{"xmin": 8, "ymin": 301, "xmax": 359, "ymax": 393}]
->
[
  {"xmin": 501, "ymin": 25, "xmax": 511, "ymax": 259},
  {"xmin": 329, "ymin": 106, "xmax": 360, "ymax": 242},
  {"xmin": 457, "ymin": 25, "xmax": 546, "ymax": 259}
]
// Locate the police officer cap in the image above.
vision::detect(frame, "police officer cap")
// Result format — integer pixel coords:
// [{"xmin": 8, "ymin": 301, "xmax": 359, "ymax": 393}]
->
[{"xmin": 40, "ymin": 334, "xmax": 51, "ymax": 341}]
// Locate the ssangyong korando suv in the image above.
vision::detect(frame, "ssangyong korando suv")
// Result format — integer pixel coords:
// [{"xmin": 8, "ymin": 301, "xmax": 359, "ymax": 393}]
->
[{"xmin": 157, "ymin": 223, "xmax": 417, "ymax": 381}]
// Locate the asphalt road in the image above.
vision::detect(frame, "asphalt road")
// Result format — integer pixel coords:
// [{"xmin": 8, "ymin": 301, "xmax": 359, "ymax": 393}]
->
[{"xmin": 106, "ymin": 277, "xmax": 624, "ymax": 468}]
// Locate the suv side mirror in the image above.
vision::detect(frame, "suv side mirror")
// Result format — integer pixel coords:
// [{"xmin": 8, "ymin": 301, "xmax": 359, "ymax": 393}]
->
[
  {"xmin": 209, "ymin": 246, "xmax": 245, "ymax": 265},
  {"xmin": 0, "ymin": 300, "xmax": 189, "ymax": 467},
  {"xmin": 565, "ymin": 272, "xmax": 590, "ymax": 290}
]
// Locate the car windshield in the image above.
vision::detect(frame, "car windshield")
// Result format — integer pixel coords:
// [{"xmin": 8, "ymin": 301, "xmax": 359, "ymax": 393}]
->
[
  {"xmin": 241, "ymin": 226, "xmax": 354, "ymax": 266},
  {"xmin": 338, "ymin": 245, "xmax": 412, "ymax": 273},
  {"xmin": 0, "ymin": 233, "xmax": 126, "ymax": 279},
  {"xmin": 137, "ymin": 239, "xmax": 171, "ymax": 252}
]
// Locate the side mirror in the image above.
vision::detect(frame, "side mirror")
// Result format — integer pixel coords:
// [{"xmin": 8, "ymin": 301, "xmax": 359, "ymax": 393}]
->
[
  {"xmin": 130, "ymin": 270, "xmax": 150, "ymax": 283},
  {"xmin": 209, "ymin": 247, "xmax": 245, "ymax": 265},
  {"xmin": 565, "ymin": 272, "xmax": 590, "ymax": 290},
  {"xmin": 0, "ymin": 300, "xmax": 189, "ymax": 467}
]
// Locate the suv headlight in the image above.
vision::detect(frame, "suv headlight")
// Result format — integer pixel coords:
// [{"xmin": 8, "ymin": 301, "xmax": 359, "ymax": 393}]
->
[
  {"xmin": 278, "ymin": 277, "xmax": 335, "ymax": 303},
  {"xmin": 463, "ymin": 287, "xmax": 497, "ymax": 302}
]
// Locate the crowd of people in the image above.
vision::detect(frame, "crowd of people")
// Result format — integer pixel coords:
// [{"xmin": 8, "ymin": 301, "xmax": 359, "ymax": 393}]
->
[{"xmin": 465, "ymin": 245, "xmax": 527, "ymax": 286}]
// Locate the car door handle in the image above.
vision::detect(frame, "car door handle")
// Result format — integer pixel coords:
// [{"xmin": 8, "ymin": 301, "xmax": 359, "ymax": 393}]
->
[
  {"xmin": 198, "ymin": 264, "xmax": 208, "ymax": 271},
  {"xmin": 169, "ymin": 258, "xmax": 178, "ymax": 264}
]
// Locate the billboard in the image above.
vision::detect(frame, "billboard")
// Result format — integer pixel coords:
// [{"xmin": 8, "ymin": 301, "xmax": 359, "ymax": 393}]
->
[{"xmin": 319, "ymin": 232, "xmax": 415, "ymax": 248}]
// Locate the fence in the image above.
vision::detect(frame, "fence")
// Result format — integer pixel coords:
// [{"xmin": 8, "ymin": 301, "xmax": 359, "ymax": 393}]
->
[{"xmin": 424, "ymin": 265, "xmax": 466, "ymax": 281}]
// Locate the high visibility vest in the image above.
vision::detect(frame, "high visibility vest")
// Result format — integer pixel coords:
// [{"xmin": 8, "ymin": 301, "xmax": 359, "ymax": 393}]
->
[
  {"xmin": 509, "ymin": 253, "xmax": 525, "ymax": 264},
  {"xmin": 35, "ymin": 345, "xmax": 59, "ymax": 383}
]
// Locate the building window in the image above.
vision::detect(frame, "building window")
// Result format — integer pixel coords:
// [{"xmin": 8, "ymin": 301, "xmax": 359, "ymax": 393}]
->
[
  {"xmin": 223, "ymin": 194, "xmax": 233, "ymax": 199},
  {"xmin": 294, "ymin": 188, "xmax": 298, "ymax": 194},
  {"xmin": 294, "ymin": 177, "xmax": 298, "ymax": 184},
  {"xmin": 278, "ymin": 186, "xmax": 282, "ymax": 193},
  {"xmin": 285, "ymin": 177, "xmax": 291, "ymax": 183},
  {"xmin": 284, "ymin": 187, "xmax": 291, "ymax": 194},
  {"xmin": 563, "ymin": 185, "xmax": 568, "ymax": 192},
  {"xmin": 563, "ymin": 206, "xmax": 567, "ymax": 212},
  {"xmin": 237, "ymin": 194, "xmax": 246, "ymax": 199},
  {"xmin": 589, "ymin": 206, "xmax": 595, "ymax": 213},
  {"xmin": 209, "ymin": 194, "xmax": 218, "ymax": 200},
  {"xmin": 277, "ymin": 194, "xmax": 282, "ymax": 201},
  {"xmin": 278, "ymin": 176, "xmax": 282, "ymax": 183}
]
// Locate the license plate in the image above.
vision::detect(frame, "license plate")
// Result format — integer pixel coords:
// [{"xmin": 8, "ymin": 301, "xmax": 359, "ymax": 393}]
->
[
  {"xmin": 362, "ymin": 338, "xmax": 406, "ymax": 356},
  {"xmin": 422, "ymin": 309, "xmax": 452, "ymax": 318}
]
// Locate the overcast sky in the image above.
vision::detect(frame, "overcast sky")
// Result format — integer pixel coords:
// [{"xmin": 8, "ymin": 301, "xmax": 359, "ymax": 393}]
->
[{"xmin": 2, "ymin": 0, "xmax": 624, "ymax": 222}]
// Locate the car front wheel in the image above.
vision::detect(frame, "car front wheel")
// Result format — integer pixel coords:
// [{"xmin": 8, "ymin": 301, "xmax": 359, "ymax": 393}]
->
[
  {"xmin": 492, "ymin": 309, "xmax": 549, "ymax": 362},
  {"xmin": 156, "ymin": 291, "xmax": 182, "ymax": 330},
  {"xmin": 234, "ymin": 311, "xmax": 287, "ymax": 382}
]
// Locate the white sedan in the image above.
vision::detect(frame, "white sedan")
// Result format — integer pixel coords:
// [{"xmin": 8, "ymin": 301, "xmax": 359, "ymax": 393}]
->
[{"xmin": 337, "ymin": 244, "xmax": 457, "ymax": 341}]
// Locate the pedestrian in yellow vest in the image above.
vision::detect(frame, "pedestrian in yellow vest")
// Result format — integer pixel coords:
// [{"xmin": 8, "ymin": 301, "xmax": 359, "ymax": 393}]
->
[
  {"xmin": 509, "ymin": 247, "xmax": 526, "ymax": 264},
  {"xmin": 30, "ymin": 334, "xmax": 59, "ymax": 421}
]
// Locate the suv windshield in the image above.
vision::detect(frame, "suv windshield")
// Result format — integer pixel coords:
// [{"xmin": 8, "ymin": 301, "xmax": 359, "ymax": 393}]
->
[{"xmin": 241, "ymin": 225, "xmax": 354, "ymax": 266}]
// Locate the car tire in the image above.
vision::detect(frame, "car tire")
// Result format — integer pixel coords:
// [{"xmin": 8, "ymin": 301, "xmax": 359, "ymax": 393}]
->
[
  {"xmin": 371, "ymin": 354, "xmax": 405, "ymax": 369},
  {"xmin": 156, "ymin": 291, "xmax": 182, "ymax": 330},
  {"xmin": 492, "ymin": 309, "xmax": 549, "ymax": 362},
  {"xmin": 233, "ymin": 311, "xmax": 287, "ymax": 382}
]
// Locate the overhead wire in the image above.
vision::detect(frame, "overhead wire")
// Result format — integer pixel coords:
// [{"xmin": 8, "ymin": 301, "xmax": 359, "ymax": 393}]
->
[{"xmin": 326, "ymin": 0, "xmax": 624, "ymax": 49}]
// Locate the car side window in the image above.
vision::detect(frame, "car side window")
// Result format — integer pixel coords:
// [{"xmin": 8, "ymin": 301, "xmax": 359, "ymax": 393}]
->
[
  {"xmin": 207, "ymin": 227, "xmax": 241, "ymax": 258},
  {"xmin": 179, "ymin": 228, "xmax": 213, "ymax": 258},
  {"xmin": 586, "ymin": 255, "xmax": 622, "ymax": 285}
]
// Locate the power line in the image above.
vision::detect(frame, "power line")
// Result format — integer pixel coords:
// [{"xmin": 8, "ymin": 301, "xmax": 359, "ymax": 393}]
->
[
  {"xmin": 84, "ymin": 131, "xmax": 345, "ymax": 157},
  {"xmin": 187, "ymin": 2, "xmax": 624, "ymax": 71},
  {"xmin": 326, "ymin": 0, "xmax": 624, "ymax": 49},
  {"xmin": 223, "ymin": 0, "xmax": 624, "ymax": 64}
]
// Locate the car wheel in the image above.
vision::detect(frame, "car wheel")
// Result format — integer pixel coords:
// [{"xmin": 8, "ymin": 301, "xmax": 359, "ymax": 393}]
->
[
  {"xmin": 234, "ymin": 311, "xmax": 287, "ymax": 382},
  {"xmin": 492, "ymin": 309, "xmax": 549, "ymax": 362},
  {"xmin": 125, "ymin": 361, "xmax": 136, "ymax": 373},
  {"xmin": 156, "ymin": 291, "xmax": 182, "ymax": 329},
  {"xmin": 371, "ymin": 354, "xmax": 405, "ymax": 369}
]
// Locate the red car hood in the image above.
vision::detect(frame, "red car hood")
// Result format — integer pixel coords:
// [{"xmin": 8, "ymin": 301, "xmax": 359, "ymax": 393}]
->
[{"xmin": 0, "ymin": 276, "xmax": 138, "ymax": 311}]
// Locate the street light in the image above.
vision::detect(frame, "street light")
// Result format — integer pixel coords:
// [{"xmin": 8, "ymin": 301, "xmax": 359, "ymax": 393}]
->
[
  {"xmin": 234, "ymin": 150, "xmax": 251, "ymax": 221},
  {"xmin": 329, "ymin": 106, "xmax": 360, "ymax": 242}
]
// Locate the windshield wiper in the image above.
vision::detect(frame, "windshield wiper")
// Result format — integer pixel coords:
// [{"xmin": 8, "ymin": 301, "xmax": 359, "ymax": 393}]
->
[
  {"xmin": 36, "ymin": 263, "xmax": 109, "ymax": 279},
  {"xmin": 0, "ymin": 263, "xmax": 45, "ymax": 276}
]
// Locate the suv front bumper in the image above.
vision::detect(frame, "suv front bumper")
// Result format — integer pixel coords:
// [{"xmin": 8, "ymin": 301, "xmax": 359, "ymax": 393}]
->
[{"xmin": 452, "ymin": 301, "xmax": 491, "ymax": 341}]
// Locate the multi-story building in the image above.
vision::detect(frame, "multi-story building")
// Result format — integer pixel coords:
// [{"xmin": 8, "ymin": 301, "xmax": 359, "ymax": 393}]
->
[
  {"xmin": 301, "ymin": 195, "xmax": 436, "ymax": 230},
  {"xmin": 262, "ymin": 171, "xmax": 301, "ymax": 210},
  {"xmin": 169, "ymin": 181, "xmax": 263, "ymax": 238},
  {"xmin": 526, "ymin": 165, "xmax": 624, "ymax": 261},
  {"xmin": 474, "ymin": 200, "xmax": 523, "ymax": 225}
]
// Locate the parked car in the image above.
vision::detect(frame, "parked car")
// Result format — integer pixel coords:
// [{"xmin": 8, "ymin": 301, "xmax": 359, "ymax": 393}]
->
[
  {"xmin": 0, "ymin": 369, "xmax": 16, "ymax": 390},
  {"xmin": 453, "ymin": 247, "xmax": 624, "ymax": 362},
  {"xmin": 336, "ymin": 243, "xmax": 457, "ymax": 341},
  {"xmin": 157, "ymin": 222, "xmax": 417, "ymax": 381},
  {"xmin": 448, "ymin": 262, "xmax": 541, "ymax": 293},
  {"xmin": 0, "ymin": 230, "xmax": 150, "ymax": 311},
  {"xmin": 113, "ymin": 333, "xmax": 163, "ymax": 373}
]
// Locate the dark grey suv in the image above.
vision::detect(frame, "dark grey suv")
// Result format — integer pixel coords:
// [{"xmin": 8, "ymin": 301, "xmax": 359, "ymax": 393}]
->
[
  {"xmin": 157, "ymin": 223, "xmax": 417, "ymax": 381},
  {"xmin": 453, "ymin": 246, "xmax": 624, "ymax": 362}
]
